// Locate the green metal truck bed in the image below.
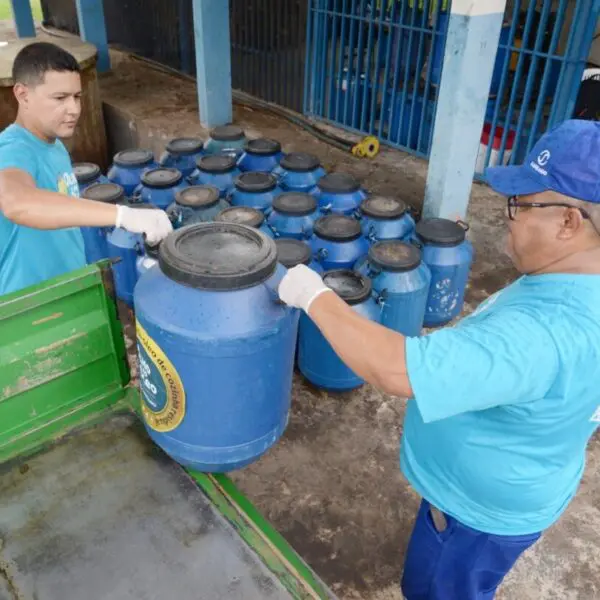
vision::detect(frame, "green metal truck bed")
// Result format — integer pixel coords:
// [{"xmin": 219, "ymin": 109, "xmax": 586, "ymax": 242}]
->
[{"xmin": 0, "ymin": 263, "xmax": 334, "ymax": 600}]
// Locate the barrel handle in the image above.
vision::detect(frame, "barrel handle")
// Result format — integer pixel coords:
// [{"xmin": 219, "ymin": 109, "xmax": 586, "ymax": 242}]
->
[
  {"xmin": 352, "ymin": 208, "xmax": 363, "ymax": 220},
  {"xmin": 457, "ymin": 219, "xmax": 470, "ymax": 232},
  {"xmin": 131, "ymin": 189, "xmax": 143, "ymax": 205},
  {"xmin": 186, "ymin": 172, "xmax": 198, "ymax": 185},
  {"xmin": 167, "ymin": 206, "xmax": 182, "ymax": 228},
  {"xmin": 263, "ymin": 266, "xmax": 288, "ymax": 306},
  {"xmin": 269, "ymin": 224, "xmax": 280, "ymax": 238},
  {"xmin": 409, "ymin": 237, "xmax": 423, "ymax": 250},
  {"xmin": 372, "ymin": 287, "xmax": 388, "ymax": 308},
  {"xmin": 367, "ymin": 226, "xmax": 378, "ymax": 244},
  {"xmin": 320, "ymin": 203, "xmax": 332, "ymax": 214}
]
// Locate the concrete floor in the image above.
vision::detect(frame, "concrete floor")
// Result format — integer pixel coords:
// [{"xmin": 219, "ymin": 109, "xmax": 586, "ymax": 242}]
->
[
  {"xmin": 101, "ymin": 53, "xmax": 600, "ymax": 600},
  {"xmin": 1, "ymin": 26, "xmax": 598, "ymax": 596}
]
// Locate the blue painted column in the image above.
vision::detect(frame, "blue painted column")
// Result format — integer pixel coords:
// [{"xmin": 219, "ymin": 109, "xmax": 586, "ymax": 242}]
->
[
  {"xmin": 75, "ymin": 0, "xmax": 110, "ymax": 72},
  {"xmin": 192, "ymin": 0, "xmax": 233, "ymax": 128},
  {"xmin": 423, "ymin": 0, "xmax": 507, "ymax": 220},
  {"xmin": 10, "ymin": 0, "xmax": 36, "ymax": 38}
]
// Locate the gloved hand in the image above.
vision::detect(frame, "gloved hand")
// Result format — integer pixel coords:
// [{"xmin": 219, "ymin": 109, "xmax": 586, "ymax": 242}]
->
[
  {"xmin": 278, "ymin": 264, "xmax": 332, "ymax": 313},
  {"xmin": 115, "ymin": 205, "xmax": 173, "ymax": 244}
]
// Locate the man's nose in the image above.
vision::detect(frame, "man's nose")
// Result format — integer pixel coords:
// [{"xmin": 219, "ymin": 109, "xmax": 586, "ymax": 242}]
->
[{"xmin": 66, "ymin": 96, "xmax": 81, "ymax": 115}]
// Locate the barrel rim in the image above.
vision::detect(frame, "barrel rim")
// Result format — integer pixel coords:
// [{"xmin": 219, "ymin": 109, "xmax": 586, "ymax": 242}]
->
[
  {"xmin": 175, "ymin": 185, "xmax": 220, "ymax": 208},
  {"xmin": 82, "ymin": 182, "xmax": 125, "ymax": 204},
  {"xmin": 244, "ymin": 138, "xmax": 282, "ymax": 156},
  {"xmin": 209, "ymin": 125, "xmax": 245, "ymax": 142},
  {"xmin": 166, "ymin": 137, "xmax": 204, "ymax": 155},
  {"xmin": 323, "ymin": 269, "xmax": 372, "ymax": 305},
  {"xmin": 279, "ymin": 152, "xmax": 321, "ymax": 173},
  {"xmin": 234, "ymin": 172, "xmax": 278, "ymax": 194},
  {"xmin": 360, "ymin": 196, "xmax": 409, "ymax": 220},
  {"xmin": 275, "ymin": 238, "xmax": 312, "ymax": 268},
  {"xmin": 196, "ymin": 154, "xmax": 237, "ymax": 174},
  {"xmin": 113, "ymin": 149, "xmax": 154, "ymax": 168},
  {"xmin": 317, "ymin": 172, "xmax": 360, "ymax": 195},
  {"xmin": 415, "ymin": 218, "xmax": 466, "ymax": 247},
  {"xmin": 368, "ymin": 240, "xmax": 422, "ymax": 273},
  {"xmin": 313, "ymin": 214, "xmax": 362, "ymax": 242},
  {"xmin": 272, "ymin": 192, "xmax": 317, "ymax": 216},
  {"xmin": 73, "ymin": 162, "xmax": 101, "ymax": 184},
  {"xmin": 214, "ymin": 206, "xmax": 266, "ymax": 228}
]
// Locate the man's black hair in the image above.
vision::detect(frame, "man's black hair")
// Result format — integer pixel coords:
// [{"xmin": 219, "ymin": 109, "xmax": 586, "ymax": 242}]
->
[{"xmin": 12, "ymin": 42, "xmax": 80, "ymax": 86}]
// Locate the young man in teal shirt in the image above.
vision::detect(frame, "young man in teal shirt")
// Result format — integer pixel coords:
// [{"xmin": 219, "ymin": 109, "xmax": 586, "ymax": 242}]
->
[
  {"xmin": 0, "ymin": 42, "xmax": 172, "ymax": 296},
  {"xmin": 277, "ymin": 120, "xmax": 600, "ymax": 599}
]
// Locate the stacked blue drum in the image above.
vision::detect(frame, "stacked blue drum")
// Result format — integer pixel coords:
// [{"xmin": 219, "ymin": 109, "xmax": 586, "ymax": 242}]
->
[
  {"xmin": 238, "ymin": 138, "xmax": 283, "ymax": 173},
  {"xmin": 159, "ymin": 137, "xmax": 204, "ymax": 178},
  {"xmin": 272, "ymin": 152, "xmax": 326, "ymax": 192},
  {"xmin": 359, "ymin": 196, "xmax": 415, "ymax": 243},
  {"xmin": 215, "ymin": 206, "xmax": 275, "ymax": 238},
  {"xmin": 204, "ymin": 125, "xmax": 247, "ymax": 159},
  {"xmin": 107, "ymin": 149, "xmax": 156, "ymax": 196},
  {"xmin": 268, "ymin": 192, "xmax": 321, "ymax": 240},
  {"xmin": 74, "ymin": 162, "xmax": 108, "ymax": 193},
  {"xmin": 275, "ymin": 239, "xmax": 323, "ymax": 274},
  {"xmin": 189, "ymin": 155, "xmax": 240, "ymax": 196},
  {"xmin": 80, "ymin": 182, "xmax": 125, "ymax": 263},
  {"xmin": 134, "ymin": 222, "xmax": 299, "ymax": 472},
  {"xmin": 313, "ymin": 172, "xmax": 367, "ymax": 215},
  {"xmin": 229, "ymin": 172, "xmax": 281, "ymax": 213},
  {"xmin": 311, "ymin": 215, "xmax": 369, "ymax": 271},
  {"xmin": 355, "ymin": 241, "xmax": 430, "ymax": 337},
  {"xmin": 298, "ymin": 270, "xmax": 380, "ymax": 391},
  {"xmin": 415, "ymin": 218, "xmax": 474, "ymax": 327},
  {"xmin": 134, "ymin": 167, "xmax": 189, "ymax": 210},
  {"xmin": 167, "ymin": 185, "xmax": 229, "ymax": 228}
]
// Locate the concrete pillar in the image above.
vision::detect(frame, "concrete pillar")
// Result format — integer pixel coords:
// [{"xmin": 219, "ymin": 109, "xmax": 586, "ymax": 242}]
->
[
  {"xmin": 10, "ymin": 0, "xmax": 36, "ymax": 38},
  {"xmin": 192, "ymin": 0, "xmax": 233, "ymax": 128},
  {"xmin": 423, "ymin": 0, "xmax": 507, "ymax": 220},
  {"xmin": 75, "ymin": 0, "xmax": 110, "ymax": 72}
]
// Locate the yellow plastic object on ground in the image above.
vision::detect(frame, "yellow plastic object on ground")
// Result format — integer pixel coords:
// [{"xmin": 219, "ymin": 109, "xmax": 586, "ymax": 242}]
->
[{"xmin": 352, "ymin": 136, "xmax": 380, "ymax": 159}]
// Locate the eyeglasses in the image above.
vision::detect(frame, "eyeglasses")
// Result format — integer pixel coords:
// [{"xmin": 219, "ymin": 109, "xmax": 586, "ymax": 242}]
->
[{"xmin": 507, "ymin": 195, "xmax": 592, "ymax": 222}]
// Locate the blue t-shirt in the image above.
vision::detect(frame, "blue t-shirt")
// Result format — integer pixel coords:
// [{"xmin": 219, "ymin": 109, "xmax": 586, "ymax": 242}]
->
[
  {"xmin": 403, "ymin": 274, "xmax": 600, "ymax": 535},
  {"xmin": 0, "ymin": 123, "xmax": 85, "ymax": 296}
]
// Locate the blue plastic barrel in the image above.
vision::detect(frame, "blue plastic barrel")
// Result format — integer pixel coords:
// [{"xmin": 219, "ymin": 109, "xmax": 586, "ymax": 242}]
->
[
  {"xmin": 159, "ymin": 137, "xmax": 204, "ymax": 178},
  {"xmin": 107, "ymin": 149, "xmax": 156, "ymax": 197},
  {"xmin": 416, "ymin": 218, "xmax": 474, "ymax": 327},
  {"xmin": 214, "ymin": 206, "xmax": 275, "ymax": 238},
  {"xmin": 275, "ymin": 238, "xmax": 323, "ymax": 274},
  {"xmin": 359, "ymin": 196, "xmax": 415, "ymax": 243},
  {"xmin": 313, "ymin": 172, "xmax": 367, "ymax": 216},
  {"xmin": 229, "ymin": 172, "xmax": 281, "ymax": 213},
  {"xmin": 134, "ymin": 222, "xmax": 299, "ymax": 472},
  {"xmin": 237, "ymin": 138, "xmax": 283, "ymax": 173},
  {"xmin": 310, "ymin": 215, "xmax": 369, "ymax": 271},
  {"xmin": 167, "ymin": 185, "xmax": 229, "ymax": 228},
  {"xmin": 388, "ymin": 92, "xmax": 435, "ymax": 153},
  {"xmin": 106, "ymin": 204, "xmax": 160, "ymax": 307},
  {"xmin": 80, "ymin": 182, "xmax": 125, "ymax": 264},
  {"xmin": 204, "ymin": 125, "xmax": 247, "ymax": 159},
  {"xmin": 267, "ymin": 192, "xmax": 321, "ymax": 240},
  {"xmin": 133, "ymin": 167, "xmax": 189, "ymax": 210},
  {"xmin": 73, "ymin": 162, "xmax": 109, "ymax": 194},
  {"xmin": 355, "ymin": 241, "xmax": 430, "ymax": 336},
  {"xmin": 298, "ymin": 270, "xmax": 380, "ymax": 391},
  {"xmin": 272, "ymin": 152, "xmax": 326, "ymax": 193},
  {"xmin": 189, "ymin": 155, "xmax": 240, "ymax": 197},
  {"xmin": 136, "ymin": 240, "xmax": 160, "ymax": 278}
]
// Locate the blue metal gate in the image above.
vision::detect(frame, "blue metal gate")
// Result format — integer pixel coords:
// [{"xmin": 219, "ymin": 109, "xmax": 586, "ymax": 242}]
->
[{"xmin": 304, "ymin": 0, "xmax": 600, "ymax": 176}]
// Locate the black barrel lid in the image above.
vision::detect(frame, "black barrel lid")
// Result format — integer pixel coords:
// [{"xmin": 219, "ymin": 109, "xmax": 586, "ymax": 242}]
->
[
  {"xmin": 166, "ymin": 137, "xmax": 204, "ymax": 155},
  {"xmin": 234, "ymin": 172, "xmax": 277, "ymax": 193},
  {"xmin": 369, "ymin": 241, "xmax": 421, "ymax": 272},
  {"xmin": 215, "ymin": 206, "xmax": 265, "ymax": 228},
  {"xmin": 141, "ymin": 167, "xmax": 183, "ymax": 188},
  {"xmin": 275, "ymin": 239, "xmax": 312, "ymax": 268},
  {"xmin": 279, "ymin": 152, "xmax": 321, "ymax": 173},
  {"xmin": 272, "ymin": 192, "xmax": 317, "ymax": 216},
  {"xmin": 323, "ymin": 270, "xmax": 372, "ymax": 305},
  {"xmin": 175, "ymin": 185, "xmax": 220, "ymax": 208},
  {"xmin": 361, "ymin": 196, "xmax": 408, "ymax": 220},
  {"xmin": 158, "ymin": 222, "xmax": 277, "ymax": 290},
  {"xmin": 197, "ymin": 155, "xmax": 237, "ymax": 174},
  {"xmin": 245, "ymin": 138, "xmax": 282, "ymax": 156},
  {"xmin": 144, "ymin": 240, "xmax": 161, "ymax": 259},
  {"xmin": 317, "ymin": 172, "xmax": 361, "ymax": 194},
  {"xmin": 113, "ymin": 149, "xmax": 154, "ymax": 167},
  {"xmin": 416, "ymin": 218, "xmax": 466, "ymax": 247},
  {"xmin": 73, "ymin": 162, "xmax": 101, "ymax": 184},
  {"xmin": 313, "ymin": 214, "xmax": 362, "ymax": 242},
  {"xmin": 82, "ymin": 182, "xmax": 125, "ymax": 204},
  {"xmin": 209, "ymin": 125, "xmax": 245, "ymax": 142}
]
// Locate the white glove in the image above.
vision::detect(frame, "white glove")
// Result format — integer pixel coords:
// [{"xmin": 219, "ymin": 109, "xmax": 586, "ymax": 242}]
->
[
  {"xmin": 115, "ymin": 205, "xmax": 173, "ymax": 245},
  {"xmin": 278, "ymin": 264, "xmax": 332, "ymax": 313}
]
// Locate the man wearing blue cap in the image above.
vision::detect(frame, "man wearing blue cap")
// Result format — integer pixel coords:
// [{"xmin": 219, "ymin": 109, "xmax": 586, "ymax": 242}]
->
[{"xmin": 277, "ymin": 119, "xmax": 600, "ymax": 599}]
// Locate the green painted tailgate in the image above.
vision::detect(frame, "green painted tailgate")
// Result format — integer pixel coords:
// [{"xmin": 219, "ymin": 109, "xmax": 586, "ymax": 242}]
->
[{"xmin": 0, "ymin": 261, "xmax": 129, "ymax": 463}]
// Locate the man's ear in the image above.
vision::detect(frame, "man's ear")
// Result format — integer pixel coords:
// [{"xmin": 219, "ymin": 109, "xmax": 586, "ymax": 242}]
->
[
  {"xmin": 557, "ymin": 207, "xmax": 585, "ymax": 240},
  {"xmin": 13, "ymin": 82, "xmax": 29, "ymax": 106}
]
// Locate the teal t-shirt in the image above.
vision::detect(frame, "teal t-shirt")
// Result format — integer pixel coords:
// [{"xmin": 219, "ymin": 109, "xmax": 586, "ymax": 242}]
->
[
  {"xmin": 0, "ymin": 123, "xmax": 85, "ymax": 296},
  {"xmin": 403, "ymin": 274, "xmax": 600, "ymax": 535}
]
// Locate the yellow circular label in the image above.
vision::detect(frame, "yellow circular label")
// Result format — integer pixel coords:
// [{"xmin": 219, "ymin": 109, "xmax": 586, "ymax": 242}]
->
[{"xmin": 136, "ymin": 320, "xmax": 186, "ymax": 432}]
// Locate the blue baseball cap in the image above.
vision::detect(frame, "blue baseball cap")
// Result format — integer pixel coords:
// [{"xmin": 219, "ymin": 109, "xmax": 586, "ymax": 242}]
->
[{"xmin": 485, "ymin": 119, "xmax": 600, "ymax": 203}]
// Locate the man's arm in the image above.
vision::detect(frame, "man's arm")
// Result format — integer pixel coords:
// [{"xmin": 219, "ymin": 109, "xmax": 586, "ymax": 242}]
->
[
  {"xmin": 308, "ymin": 290, "xmax": 413, "ymax": 397},
  {"xmin": 0, "ymin": 169, "xmax": 117, "ymax": 229}
]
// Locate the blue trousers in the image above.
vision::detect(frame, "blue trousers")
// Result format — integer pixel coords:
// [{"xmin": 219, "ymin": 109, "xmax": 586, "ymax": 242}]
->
[{"xmin": 401, "ymin": 500, "xmax": 541, "ymax": 600}]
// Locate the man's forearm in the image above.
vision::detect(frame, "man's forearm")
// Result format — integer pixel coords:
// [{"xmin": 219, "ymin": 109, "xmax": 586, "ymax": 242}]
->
[
  {"xmin": 2, "ymin": 186, "xmax": 118, "ymax": 229},
  {"xmin": 308, "ymin": 291, "xmax": 413, "ymax": 397}
]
